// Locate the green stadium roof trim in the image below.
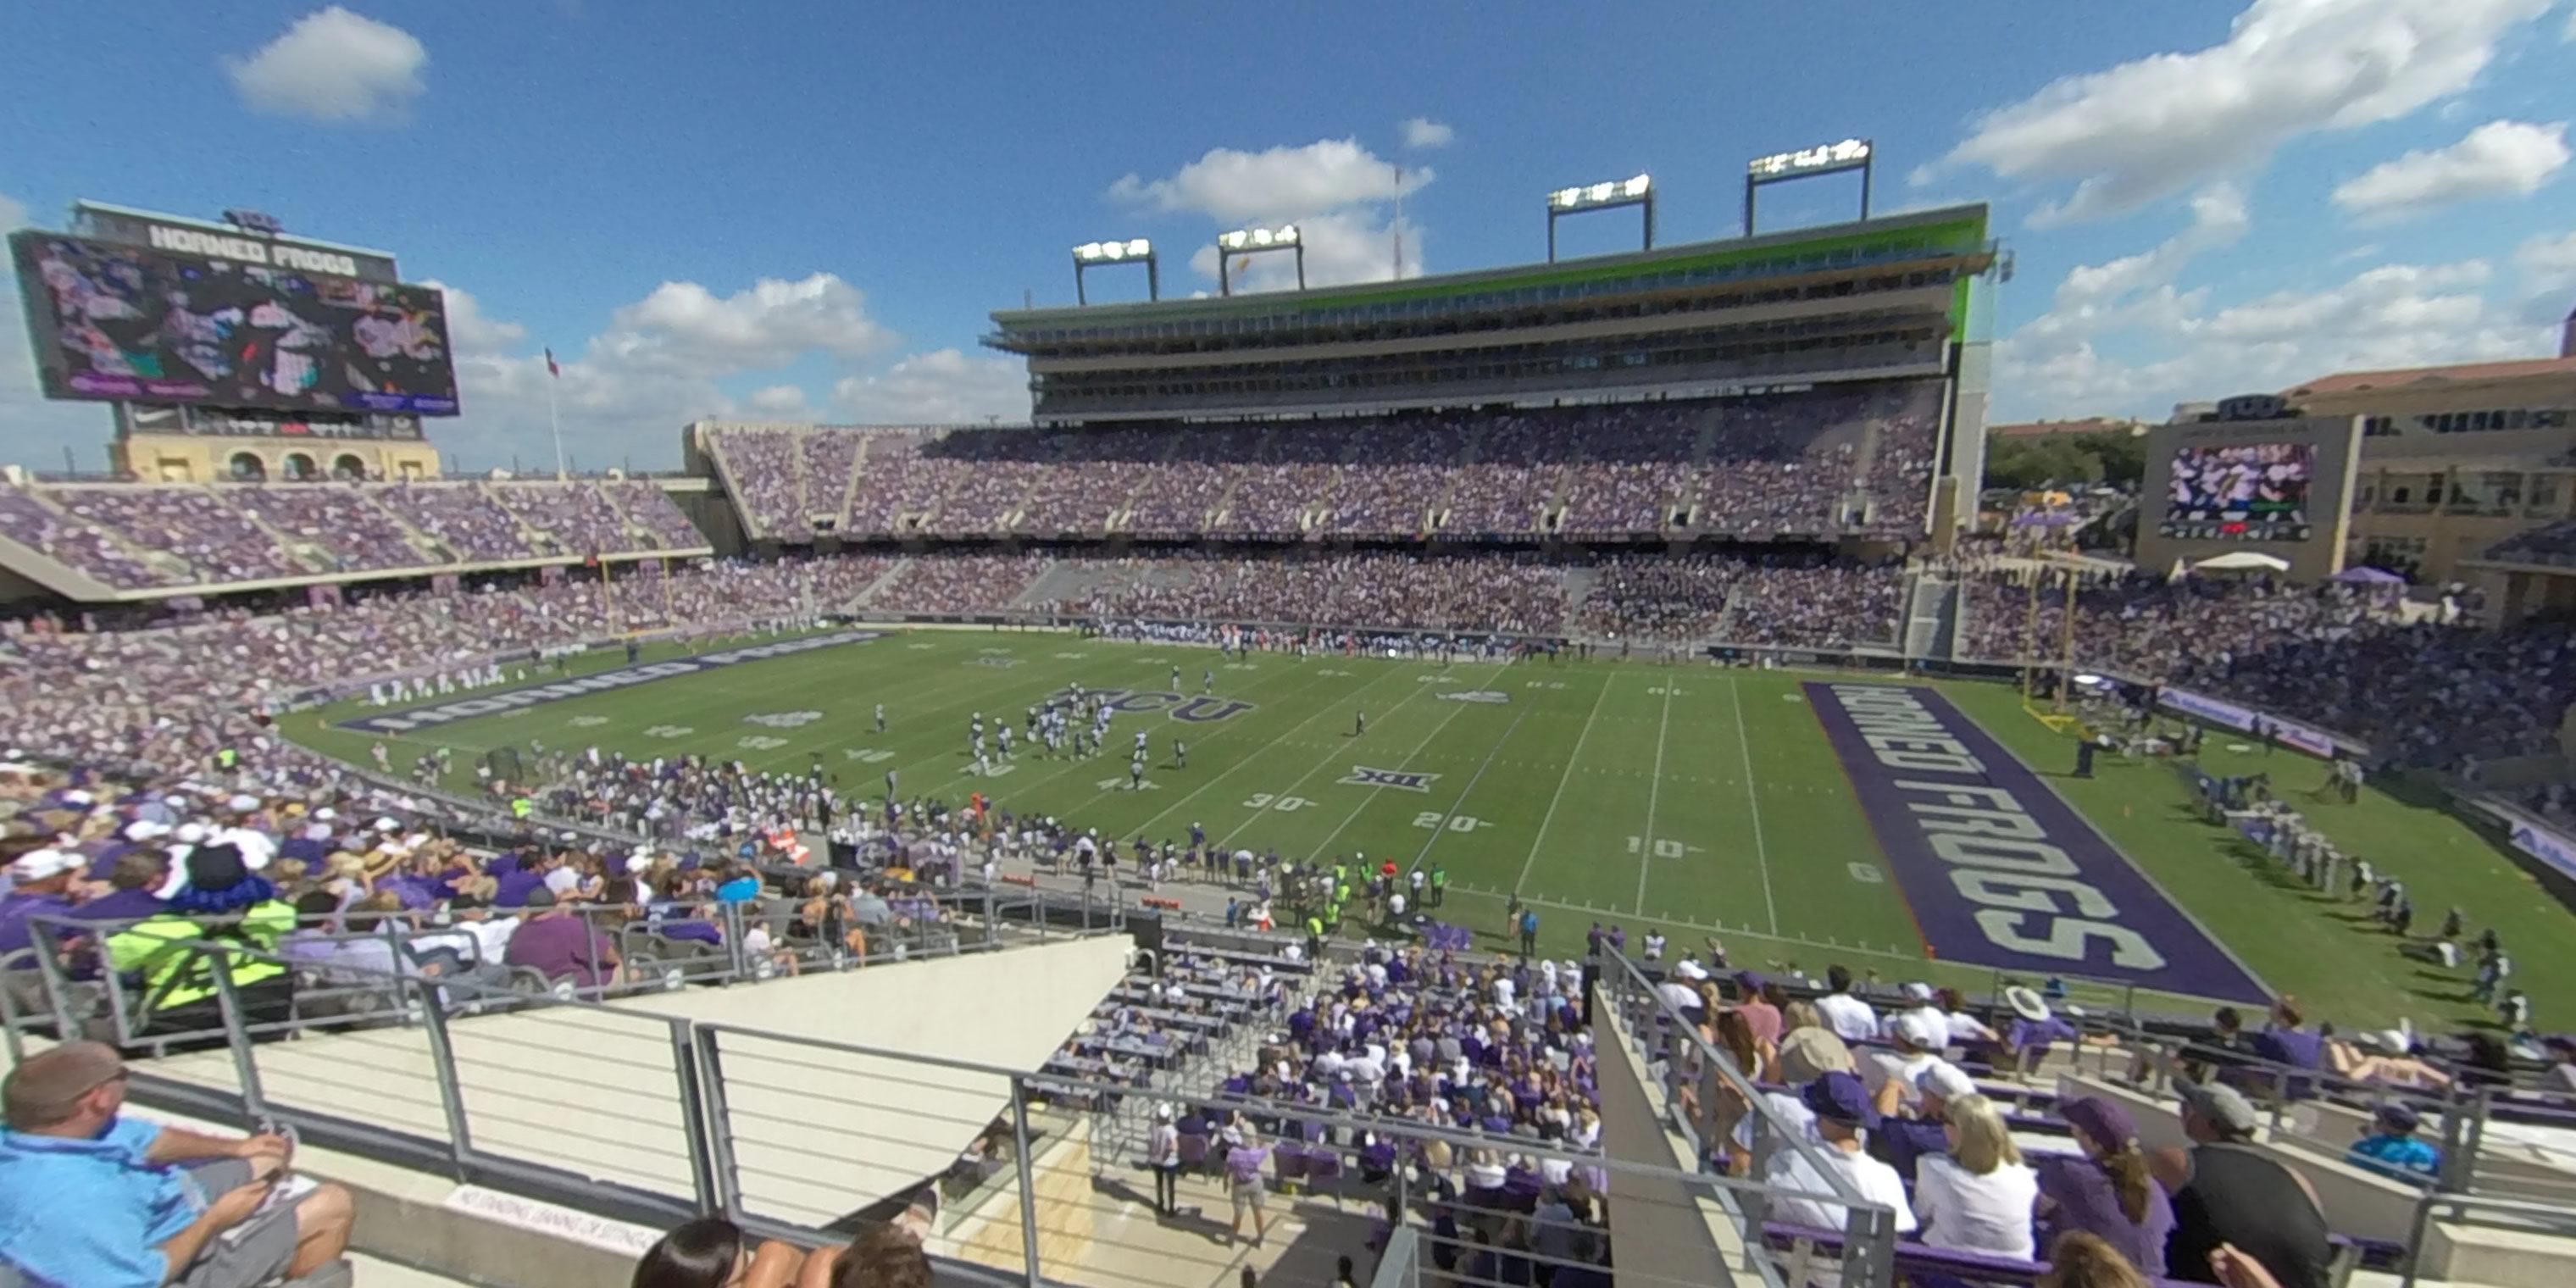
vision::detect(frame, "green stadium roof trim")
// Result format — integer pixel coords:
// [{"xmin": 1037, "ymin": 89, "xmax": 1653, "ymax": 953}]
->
[{"xmin": 990, "ymin": 203, "xmax": 1990, "ymax": 328}]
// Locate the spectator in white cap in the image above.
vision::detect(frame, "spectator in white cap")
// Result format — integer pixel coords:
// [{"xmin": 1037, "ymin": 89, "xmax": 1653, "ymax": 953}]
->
[
  {"xmin": 1862, "ymin": 1012, "xmax": 1949, "ymax": 1108},
  {"xmin": 1885, "ymin": 981, "xmax": 1947, "ymax": 1041},
  {"xmin": 0, "ymin": 842, "xmax": 84, "ymax": 962},
  {"xmin": 1871, "ymin": 1058, "xmax": 1979, "ymax": 1183}
]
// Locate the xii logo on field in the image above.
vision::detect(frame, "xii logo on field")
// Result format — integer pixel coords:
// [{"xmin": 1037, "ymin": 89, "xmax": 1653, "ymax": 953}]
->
[{"xmin": 1341, "ymin": 766, "xmax": 1440, "ymax": 792}]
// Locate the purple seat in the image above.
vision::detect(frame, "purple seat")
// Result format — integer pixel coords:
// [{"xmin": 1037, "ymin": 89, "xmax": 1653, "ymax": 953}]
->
[
  {"xmin": 1306, "ymin": 1149, "xmax": 1346, "ymax": 1207},
  {"xmin": 1273, "ymin": 1145, "xmax": 1308, "ymax": 1190}
]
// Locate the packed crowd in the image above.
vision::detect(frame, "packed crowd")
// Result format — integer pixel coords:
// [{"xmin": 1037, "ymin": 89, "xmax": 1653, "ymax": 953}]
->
[
  {"xmin": 0, "ymin": 558, "xmax": 882, "ymax": 797},
  {"xmin": 1962, "ymin": 577, "xmax": 2576, "ymax": 769},
  {"xmin": 1576, "ymin": 555, "xmax": 1904, "ymax": 647},
  {"xmin": 1632, "ymin": 966, "xmax": 2392, "ymax": 1288},
  {"xmin": 0, "ymin": 480, "xmax": 707, "ymax": 590},
  {"xmin": 700, "ymin": 383, "xmax": 1941, "ymax": 543},
  {"xmin": 1248, "ymin": 945, "xmax": 1605, "ymax": 1147},
  {"xmin": 1052, "ymin": 552, "xmax": 1572, "ymax": 636},
  {"xmin": 1726, "ymin": 561, "xmax": 1907, "ymax": 650}
]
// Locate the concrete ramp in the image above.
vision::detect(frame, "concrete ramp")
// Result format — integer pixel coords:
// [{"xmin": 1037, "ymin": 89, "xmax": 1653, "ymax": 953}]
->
[
  {"xmin": 125, "ymin": 935, "xmax": 1135, "ymax": 1227},
  {"xmin": 615, "ymin": 935, "xmax": 1135, "ymax": 1226}
]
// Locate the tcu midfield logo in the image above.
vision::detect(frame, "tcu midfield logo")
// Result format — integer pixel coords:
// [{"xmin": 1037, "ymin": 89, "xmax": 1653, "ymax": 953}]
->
[{"xmin": 1048, "ymin": 686, "xmax": 1257, "ymax": 724}]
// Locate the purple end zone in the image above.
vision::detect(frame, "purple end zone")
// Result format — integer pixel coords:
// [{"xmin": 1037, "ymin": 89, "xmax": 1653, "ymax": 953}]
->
[{"xmin": 1804, "ymin": 681, "xmax": 2268, "ymax": 1003}]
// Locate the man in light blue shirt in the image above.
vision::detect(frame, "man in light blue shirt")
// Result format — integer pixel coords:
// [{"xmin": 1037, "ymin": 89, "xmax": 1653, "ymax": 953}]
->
[
  {"xmin": 2346, "ymin": 1102, "xmax": 2441, "ymax": 1185},
  {"xmin": 0, "ymin": 1041, "xmax": 353, "ymax": 1287}
]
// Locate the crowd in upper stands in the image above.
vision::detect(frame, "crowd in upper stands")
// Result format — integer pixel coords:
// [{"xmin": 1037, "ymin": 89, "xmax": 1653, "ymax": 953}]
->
[
  {"xmin": 0, "ymin": 478, "xmax": 707, "ymax": 590},
  {"xmin": 702, "ymin": 384, "xmax": 1942, "ymax": 542}
]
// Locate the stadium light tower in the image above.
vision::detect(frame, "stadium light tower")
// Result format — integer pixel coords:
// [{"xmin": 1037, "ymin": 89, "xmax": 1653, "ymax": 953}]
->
[
  {"xmin": 1545, "ymin": 175, "xmax": 1653, "ymax": 263},
  {"xmin": 1215, "ymin": 224, "xmax": 1304, "ymax": 296},
  {"xmin": 1071, "ymin": 238, "xmax": 1158, "ymax": 305},
  {"xmin": 1743, "ymin": 138, "xmax": 1874, "ymax": 236}
]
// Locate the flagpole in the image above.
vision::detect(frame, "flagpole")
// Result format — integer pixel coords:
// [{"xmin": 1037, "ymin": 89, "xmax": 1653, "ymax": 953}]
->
[{"xmin": 546, "ymin": 365, "xmax": 568, "ymax": 480}]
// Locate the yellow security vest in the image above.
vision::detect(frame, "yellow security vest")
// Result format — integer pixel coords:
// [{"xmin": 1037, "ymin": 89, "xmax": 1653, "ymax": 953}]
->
[{"xmin": 105, "ymin": 901, "xmax": 295, "ymax": 1010}]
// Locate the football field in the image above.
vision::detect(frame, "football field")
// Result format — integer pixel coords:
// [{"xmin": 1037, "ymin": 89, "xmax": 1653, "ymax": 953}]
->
[{"xmin": 291, "ymin": 627, "xmax": 2576, "ymax": 1030}]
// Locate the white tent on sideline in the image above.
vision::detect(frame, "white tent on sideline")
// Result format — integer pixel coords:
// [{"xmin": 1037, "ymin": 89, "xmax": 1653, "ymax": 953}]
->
[{"xmin": 2190, "ymin": 551, "xmax": 2290, "ymax": 574}]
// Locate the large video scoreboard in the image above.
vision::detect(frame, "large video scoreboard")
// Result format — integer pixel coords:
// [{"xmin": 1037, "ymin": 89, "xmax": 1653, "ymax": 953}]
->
[
  {"xmin": 2135, "ymin": 406, "xmax": 2364, "ymax": 580},
  {"xmin": 11, "ymin": 202, "xmax": 461, "ymax": 423}
]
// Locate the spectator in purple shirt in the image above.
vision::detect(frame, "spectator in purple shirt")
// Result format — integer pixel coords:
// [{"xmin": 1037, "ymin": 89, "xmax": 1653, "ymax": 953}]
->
[
  {"xmin": 65, "ymin": 850, "xmax": 173, "ymax": 926},
  {"xmin": 491, "ymin": 851, "xmax": 552, "ymax": 909},
  {"xmin": 502, "ymin": 890, "xmax": 621, "ymax": 989},
  {"xmin": 1224, "ymin": 1125, "xmax": 1272, "ymax": 1246},
  {"xmin": 2250, "ymin": 997, "xmax": 2323, "ymax": 1072},
  {"xmin": 2037, "ymin": 1096, "xmax": 2175, "ymax": 1276}
]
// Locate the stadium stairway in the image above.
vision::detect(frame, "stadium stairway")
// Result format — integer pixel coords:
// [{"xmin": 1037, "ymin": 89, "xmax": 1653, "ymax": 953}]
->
[
  {"xmin": 347, "ymin": 490, "xmax": 452, "ymax": 566},
  {"xmin": 1558, "ymin": 566, "xmax": 1602, "ymax": 625},
  {"xmin": 851, "ymin": 558, "xmax": 915, "ymax": 609},
  {"xmin": 1903, "ymin": 575, "xmax": 1962, "ymax": 660},
  {"xmin": 215, "ymin": 492, "xmax": 339, "ymax": 577},
  {"xmin": 1014, "ymin": 558, "xmax": 1118, "ymax": 611}
]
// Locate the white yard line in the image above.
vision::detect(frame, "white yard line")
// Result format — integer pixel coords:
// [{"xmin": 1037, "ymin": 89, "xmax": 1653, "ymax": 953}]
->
[
  {"xmin": 1295, "ymin": 663, "xmax": 1511, "ymax": 862},
  {"xmin": 1634, "ymin": 679, "xmax": 1674, "ymax": 914},
  {"xmin": 1207, "ymin": 661, "xmax": 1468, "ymax": 852},
  {"xmin": 1404, "ymin": 709, "xmax": 1529, "ymax": 872},
  {"xmin": 1729, "ymin": 674, "xmax": 1781, "ymax": 935},
  {"xmin": 1513, "ymin": 674, "xmax": 1615, "ymax": 897}
]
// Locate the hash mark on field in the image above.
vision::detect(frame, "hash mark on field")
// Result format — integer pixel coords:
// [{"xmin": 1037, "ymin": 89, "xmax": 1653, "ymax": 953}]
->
[
  {"xmin": 1635, "ymin": 677, "xmax": 1674, "ymax": 913},
  {"xmin": 1729, "ymin": 675, "xmax": 1780, "ymax": 935},
  {"xmin": 1302, "ymin": 663, "xmax": 1509, "ymax": 862},
  {"xmin": 1516, "ymin": 672, "xmax": 1615, "ymax": 897}
]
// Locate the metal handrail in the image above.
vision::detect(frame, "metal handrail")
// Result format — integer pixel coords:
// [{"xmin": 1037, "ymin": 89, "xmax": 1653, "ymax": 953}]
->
[
  {"xmin": 2399, "ymin": 1191, "xmax": 2576, "ymax": 1287},
  {"xmin": 1591, "ymin": 946, "xmax": 1899, "ymax": 1288},
  {"xmin": 24, "ymin": 935, "xmax": 1819, "ymax": 1288}
]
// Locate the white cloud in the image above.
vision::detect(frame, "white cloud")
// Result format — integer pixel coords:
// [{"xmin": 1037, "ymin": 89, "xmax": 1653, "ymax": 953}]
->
[
  {"xmin": 1111, "ymin": 138, "xmax": 1427, "ymax": 224},
  {"xmin": 1112, "ymin": 138, "xmax": 1433, "ymax": 289},
  {"xmin": 2001, "ymin": 250, "xmax": 2549, "ymax": 420},
  {"xmin": 1400, "ymin": 118, "xmax": 1455, "ymax": 149},
  {"xmin": 747, "ymin": 384, "xmax": 813, "ymax": 417},
  {"xmin": 419, "ymin": 280, "xmax": 526, "ymax": 354},
  {"xmin": 1934, "ymin": 0, "xmax": 2555, "ymax": 224},
  {"xmin": 2010, "ymin": 184, "xmax": 2249, "ymax": 359},
  {"xmin": 2522, "ymin": 229, "xmax": 2576, "ymax": 280},
  {"xmin": 223, "ymin": 7, "xmax": 427, "ymax": 122},
  {"xmin": 597, "ymin": 274, "xmax": 892, "ymax": 377},
  {"xmin": 2332, "ymin": 119, "xmax": 2571, "ymax": 218},
  {"xmin": 414, "ymin": 275, "xmax": 911, "ymax": 467},
  {"xmin": 830, "ymin": 349, "xmax": 1030, "ymax": 425}
]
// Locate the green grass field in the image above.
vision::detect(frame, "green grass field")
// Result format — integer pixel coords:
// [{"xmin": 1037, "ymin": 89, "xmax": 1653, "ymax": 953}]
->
[{"xmin": 288, "ymin": 628, "xmax": 2576, "ymax": 1031}]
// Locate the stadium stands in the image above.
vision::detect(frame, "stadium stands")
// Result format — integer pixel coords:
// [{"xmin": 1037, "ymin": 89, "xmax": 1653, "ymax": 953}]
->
[
  {"xmin": 0, "ymin": 480, "xmax": 708, "ymax": 592},
  {"xmin": 699, "ymin": 382, "xmax": 1943, "ymax": 542}
]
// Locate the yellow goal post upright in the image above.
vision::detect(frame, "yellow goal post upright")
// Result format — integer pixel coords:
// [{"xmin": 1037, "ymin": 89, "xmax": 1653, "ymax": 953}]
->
[{"xmin": 2005, "ymin": 553, "xmax": 2094, "ymax": 736}]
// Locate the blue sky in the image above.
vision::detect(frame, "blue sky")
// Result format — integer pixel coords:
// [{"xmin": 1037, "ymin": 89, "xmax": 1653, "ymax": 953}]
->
[{"xmin": 3, "ymin": 0, "xmax": 2572, "ymax": 471}]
